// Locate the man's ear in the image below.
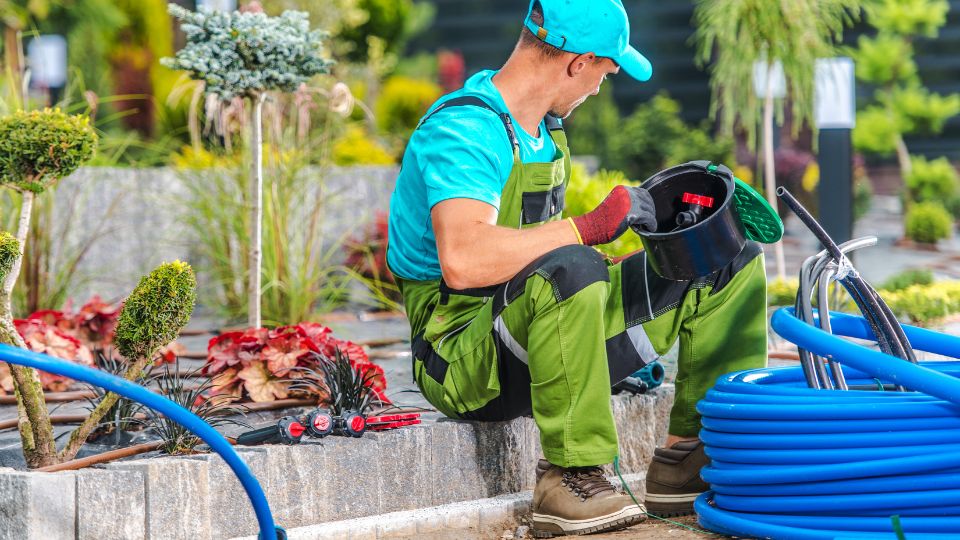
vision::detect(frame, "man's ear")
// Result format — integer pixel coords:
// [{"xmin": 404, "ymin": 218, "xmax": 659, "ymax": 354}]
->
[{"xmin": 567, "ymin": 52, "xmax": 595, "ymax": 77}]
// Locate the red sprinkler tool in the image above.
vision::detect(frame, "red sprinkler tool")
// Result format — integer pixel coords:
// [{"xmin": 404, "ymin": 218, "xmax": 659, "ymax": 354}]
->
[
  {"xmin": 304, "ymin": 409, "xmax": 368, "ymax": 438},
  {"xmin": 236, "ymin": 416, "xmax": 306, "ymax": 446}
]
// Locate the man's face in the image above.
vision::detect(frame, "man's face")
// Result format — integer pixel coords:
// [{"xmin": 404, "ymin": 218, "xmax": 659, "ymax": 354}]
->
[{"xmin": 551, "ymin": 56, "xmax": 620, "ymax": 119}]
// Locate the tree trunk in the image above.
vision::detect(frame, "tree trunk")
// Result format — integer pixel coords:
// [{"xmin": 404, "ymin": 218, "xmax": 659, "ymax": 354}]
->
[
  {"xmin": 3, "ymin": 27, "xmax": 24, "ymax": 107},
  {"xmin": 247, "ymin": 93, "xmax": 266, "ymax": 329},
  {"xmin": 763, "ymin": 62, "xmax": 786, "ymax": 281},
  {"xmin": 0, "ymin": 191, "xmax": 58, "ymax": 468},
  {"xmin": 58, "ymin": 355, "xmax": 154, "ymax": 462},
  {"xmin": 895, "ymin": 135, "xmax": 912, "ymax": 179}
]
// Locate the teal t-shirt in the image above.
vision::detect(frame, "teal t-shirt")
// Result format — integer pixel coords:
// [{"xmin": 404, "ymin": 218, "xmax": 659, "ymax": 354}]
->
[{"xmin": 386, "ymin": 70, "xmax": 560, "ymax": 281}]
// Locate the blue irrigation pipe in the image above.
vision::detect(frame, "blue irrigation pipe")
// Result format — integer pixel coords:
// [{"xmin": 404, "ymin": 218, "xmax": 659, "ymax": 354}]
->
[
  {"xmin": 0, "ymin": 343, "xmax": 283, "ymax": 540},
  {"xmin": 692, "ymin": 308, "xmax": 960, "ymax": 539},
  {"xmin": 771, "ymin": 308, "xmax": 960, "ymax": 404}
]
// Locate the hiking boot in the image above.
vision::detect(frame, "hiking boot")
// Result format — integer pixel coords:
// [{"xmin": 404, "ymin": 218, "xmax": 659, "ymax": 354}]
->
[
  {"xmin": 531, "ymin": 459, "xmax": 645, "ymax": 537},
  {"xmin": 644, "ymin": 439, "xmax": 710, "ymax": 516}
]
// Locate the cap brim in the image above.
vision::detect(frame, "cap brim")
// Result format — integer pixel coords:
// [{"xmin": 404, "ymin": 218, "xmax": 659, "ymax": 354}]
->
[{"xmin": 616, "ymin": 46, "xmax": 653, "ymax": 82}]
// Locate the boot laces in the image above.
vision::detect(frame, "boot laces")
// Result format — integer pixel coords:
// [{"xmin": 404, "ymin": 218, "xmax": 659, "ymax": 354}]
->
[{"xmin": 560, "ymin": 466, "xmax": 616, "ymax": 501}]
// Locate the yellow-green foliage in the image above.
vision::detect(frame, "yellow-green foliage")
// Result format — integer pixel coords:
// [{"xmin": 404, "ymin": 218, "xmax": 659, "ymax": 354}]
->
[
  {"xmin": 881, "ymin": 281, "xmax": 960, "ymax": 325},
  {"xmin": 375, "ymin": 76, "xmax": 442, "ymax": 139},
  {"xmin": 0, "ymin": 232, "xmax": 18, "ymax": 284},
  {"xmin": 865, "ymin": 0, "xmax": 949, "ymax": 37},
  {"xmin": 114, "ymin": 261, "xmax": 197, "ymax": 360},
  {"xmin": 904, "ymin": 202, "xmax": 953, "ymax": 244},
  {"xmin": 905, "ymin": 156, "xmax": 959, "ymax": 203},
  {"xmin": 892, "ymin": 86, "xmax": 960, "ymax": 135},
  {"xmin": 768, "ymin": 278, "xmax": 799, "ymax": 307},
  {"xmin": 562, "ymin": 164, "xmax": 644, "ymax": 257},
  {"xmin": 767, "ymin": 273, "xmax": 960, "ymax": 326},
  {"xmin": 851, "ymin": 34, "xmax": 918, "ymax": 85},
  {"xmin": 332, "ymin": 125, "xmax": 396, "ymax": 166},
  {"xmin": 0, "ymin": 109, "xmax": 97, "ymax": 193},
  {"xmin": 853, "ymin": 106, "xmax": 900, "ymax": 155}
]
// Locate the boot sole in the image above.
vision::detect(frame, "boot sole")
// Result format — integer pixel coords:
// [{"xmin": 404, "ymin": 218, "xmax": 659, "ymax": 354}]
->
[
  {"xmin": 531, "ymin": 505, "xmax": 646, "ymax": 537},
  {"xmin": 644, "ymin": 492, "xmax": 702, "ymax": 517}
]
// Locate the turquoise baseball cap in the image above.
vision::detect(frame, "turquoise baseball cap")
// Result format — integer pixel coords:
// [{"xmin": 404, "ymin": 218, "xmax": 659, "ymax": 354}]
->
[{"xmin": 524, "ymin": 0, "xmax": 653, "ymax": 81}]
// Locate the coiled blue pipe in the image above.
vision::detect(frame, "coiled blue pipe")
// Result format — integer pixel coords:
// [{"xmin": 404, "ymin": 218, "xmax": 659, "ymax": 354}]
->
[
  {"xmin": 695, "ymin": 308, "xmax": 960, "ymax": 539},
  {"xmin": 0, "ymin": 344, "xmax": 282, "ymax": 540}
]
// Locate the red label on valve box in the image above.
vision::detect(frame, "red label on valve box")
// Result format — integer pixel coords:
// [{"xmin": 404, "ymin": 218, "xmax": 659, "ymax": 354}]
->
[{"xmin": 682, "ymin": 192, "xmax": 714, "ymax": 208}]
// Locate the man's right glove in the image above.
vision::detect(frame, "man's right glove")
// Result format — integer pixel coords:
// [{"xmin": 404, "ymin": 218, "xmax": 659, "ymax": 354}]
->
[{"xmin": 570, "ymin": 185, "xmax": 657, "ymax": 246}]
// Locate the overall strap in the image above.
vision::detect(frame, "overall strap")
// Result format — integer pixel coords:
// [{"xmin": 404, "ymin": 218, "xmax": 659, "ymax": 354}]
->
[
  {"xmin": 419, "ymin": 95, "xmax": 519, "ymax": 151},
  {"xmin": 544, "ymin": 114, "xmax": 563, "ymax": 132}
]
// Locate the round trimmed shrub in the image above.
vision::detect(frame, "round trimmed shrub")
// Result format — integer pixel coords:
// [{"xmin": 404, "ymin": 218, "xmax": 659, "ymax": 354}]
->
[
  {"xmin": 905, "ymin": 156, "xmax": 959, "ymax": 203},
  {"xmin": 904, "ymin": 202, "xmax": 953, "ymax": 244},
  {"xmin": 115, "ymin": 261, "xmax": 197, "ymax": 360},
  {"xmin": 0, "ymin": 109, "xmax": 97, "ymax": 193}
]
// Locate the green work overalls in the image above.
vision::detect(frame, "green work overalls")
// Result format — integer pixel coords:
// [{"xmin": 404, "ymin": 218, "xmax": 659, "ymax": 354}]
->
[{"xmin": 395, "ymin": 96, "xmax": 768, "ymax": 467}]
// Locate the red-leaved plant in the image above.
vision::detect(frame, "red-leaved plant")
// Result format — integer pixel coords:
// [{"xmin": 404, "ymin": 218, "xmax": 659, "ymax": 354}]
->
[
  {"xmin": 203, "ymin": 322, "xmax": 388, "ymax": 404},
  {"xmin": 27, "ymin": 295, "xmax": 120, "ymax": 350},
  {"xmin": 23, "ymin": 296, "xmax": 182, "ymax": 363},
  {"xmin": 0, "ymin": 296, "xmax": 183, "ymax": 394},
  {"xmin": 0, "ymin": 319, "xmax": 95, "ymax": 394}
]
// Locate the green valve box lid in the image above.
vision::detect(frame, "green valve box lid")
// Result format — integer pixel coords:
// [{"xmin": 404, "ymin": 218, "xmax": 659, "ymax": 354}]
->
[{"xmin": 732, "ymin": 177, "xmax": 783, "ymax": 244}]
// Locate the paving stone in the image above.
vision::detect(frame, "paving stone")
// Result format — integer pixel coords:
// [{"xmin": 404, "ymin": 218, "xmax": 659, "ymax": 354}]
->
[
  {"xmin": 0, "ymin": 469, "xmax": 75, "ymax": 540},
  {"xmin": 319, "ymin": 435, "xmax": 382, "ymax": 521},
  {"xmin": 376, "ymin": 426, "xmax": 431, "ymax": 514},
  {"xmin": 76, "ymin": 468, "xmax": 146, "ymax": 540},
  {"xmin": 188, "ymin": 449, "xmax": 270, "ymax": 539},
  {"xmin": 429, "ymin": 420, "xmax": 485, "ymax": 505},
  {"xmin": 107, "ymin": 456, "xmax": 210, "ymax": 539},
  {"xmin": 248, "ymin": 443, "xmax": 331, "ymax": 529},
  {"xmin": 474, "ymin": 417, "xmax": 541, "ymax": 495}
]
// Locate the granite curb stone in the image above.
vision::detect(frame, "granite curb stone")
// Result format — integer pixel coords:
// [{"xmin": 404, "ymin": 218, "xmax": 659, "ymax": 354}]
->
[{"xmin": 75, "ymin": 468, "xmax": 146, "ymax": 540}]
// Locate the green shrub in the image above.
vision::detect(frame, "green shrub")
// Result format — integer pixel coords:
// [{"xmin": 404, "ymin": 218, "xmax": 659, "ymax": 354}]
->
[
  {"xmin": 850, "ymin": 34, "xmax": 918, "ymax": 86},
  {"xmin": 892, "ymin": 86, "xmax": 960, "ymax": 135},
  {"xmin": 605, "ymin": 92, "xmax": 734, "ymax": 180},
  {"xmin": 0, "ymin": 109, "xmax": 97, "ymax": 193},
  {"xmin": 881, "ymin": 281, "xmax": 960, "ymax": 326},
  {"xmin": 881, "ymin": 268, "xmax": 934, "ymax": 292},
  {"xmin": 566, "ymin": 83, "xmax": 621, "ymax": 162},
  {"xmin": 904, "ymin": 155, "xmax": 959, "ymax": 203},
  {"xmin": 0, "ymin": 232, "xmax": 17, "ymax": 284},
  {"xmin": 375, "ymin": 76, "xmax": 442, "ymax": 141},
  {"xmin": 768, "ymin": 278, "xmax": 799, "ymax": 307},
  {"xmin": 666, "ymin": 124, "xmax": 735, "ymax": 168},
  {"xmin": 563, "ymin": 164, "xmax": 643, "ymax": 257},
  {"xmin": 853, "ymin": 106, "xmax": 900, "ymax": 156},
  {"xmin": 114, "ymin": 261, "xmax": 196, "ymax": 361},
  {"xmin": 338, "ymin": 0, "xmax": 414, "ymax": 62},
  {"xmin": 332, "ymin": 125, "xmax": 396, "ymax": 166},
  {"xmin": 904, "ymin": 201, "xmax": 953, "ymax": 244},
  {"xmin": 607, "ymin": 93, "xmax": 686, "ymax": 179}
]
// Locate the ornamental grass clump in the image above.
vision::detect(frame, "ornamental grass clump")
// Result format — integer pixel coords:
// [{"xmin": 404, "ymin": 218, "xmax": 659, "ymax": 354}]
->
[{"xmin": 163, "ymin": 4, "xmax": 333, "ymax": 329}]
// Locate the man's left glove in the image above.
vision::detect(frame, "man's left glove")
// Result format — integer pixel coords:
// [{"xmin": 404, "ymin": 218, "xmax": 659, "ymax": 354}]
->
[{"xmin": 570, "ymin": 185, "xmax": 657, "ymax": 246}]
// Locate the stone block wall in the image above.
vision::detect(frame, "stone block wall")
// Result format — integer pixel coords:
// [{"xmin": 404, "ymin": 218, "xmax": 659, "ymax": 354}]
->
[{"xmin": 0, "ymin": 387, "xmax": 673, "ymax": 539}]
